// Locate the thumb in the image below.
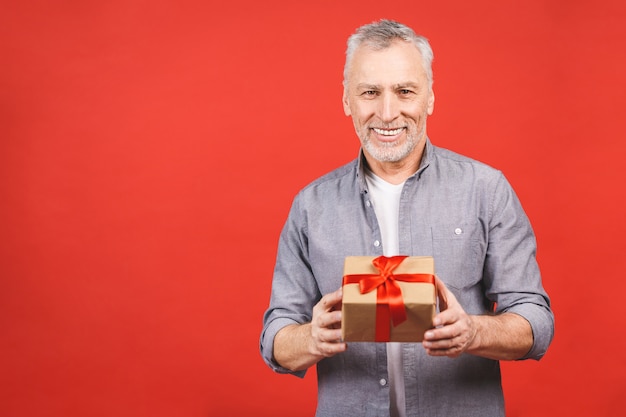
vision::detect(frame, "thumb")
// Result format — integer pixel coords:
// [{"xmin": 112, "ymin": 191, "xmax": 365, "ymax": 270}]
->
[{"xmin": 434, "ymin": 275, "xmax": 456, "ymax": 311}]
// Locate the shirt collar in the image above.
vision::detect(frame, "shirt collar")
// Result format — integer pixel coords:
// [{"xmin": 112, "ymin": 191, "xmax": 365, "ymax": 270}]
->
[{"xmin": 356, "ymin": 137, "xmax": 434, "ymax": 193}]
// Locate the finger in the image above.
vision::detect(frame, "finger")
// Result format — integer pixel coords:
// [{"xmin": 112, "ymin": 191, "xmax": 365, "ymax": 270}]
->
[
  {"xmin": 434, "ymin": 275, "xmax": 448, "ymax": 311},
  {"xmin": 422, "ymin": 331, "xmax": 466, "ymax": 357},
  {"xmin": 424, "ymin": 344, "xmax": 464, "ymax": 358},
  {"xmin": 426, "ymin": 330, "xmax": 470, "ymax": 357},
  {"xmin": 320, "ymin": 287, "xmax": 343, "ymax": 311},
  {"xmin": 319, "ymin": 328, "xmax": 344, "ymax": 343},
  {"xmin": 435, "ymin": 279, "xmax": 460, "ymax": 311},
  {"xmin": 425, "ymin": 320, "xmax": 463, "ymax": 340},
  {"xmin": 318, "ymin": 340, "xmax": 348, "ymax": 357},
  {"xmin": 424, "ymin": 318, "xmax": 462, "ymax": 341},
  {"xmin": 432, "ymin": 304, "xmax": 462, "ymax": 327},
  {"xmin": 317, "ymin": 310, "xmax": 342, "ymax": 329}
]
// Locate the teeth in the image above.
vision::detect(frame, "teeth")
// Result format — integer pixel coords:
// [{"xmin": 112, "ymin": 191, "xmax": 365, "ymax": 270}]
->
[{"xmin": 373, "ymin": 127, "xmax": 403, "ymax": 136}]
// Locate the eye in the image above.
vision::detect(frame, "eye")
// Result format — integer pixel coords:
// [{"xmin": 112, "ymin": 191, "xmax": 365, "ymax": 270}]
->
[{"xmin": 399, "ymin": 89, "xmax": 414, "ymax": 96}]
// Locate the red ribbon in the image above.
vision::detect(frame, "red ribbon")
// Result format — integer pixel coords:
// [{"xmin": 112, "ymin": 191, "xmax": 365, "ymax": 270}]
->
[{"xmin": 342, "ymin": 256, "xmax": 435, "ymax": 342}]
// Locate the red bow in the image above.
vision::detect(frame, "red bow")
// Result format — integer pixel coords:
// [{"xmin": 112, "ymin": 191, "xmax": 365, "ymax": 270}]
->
[{"xmin": 343, "ymin": 256, "xmax": 435, "ymax": 341}]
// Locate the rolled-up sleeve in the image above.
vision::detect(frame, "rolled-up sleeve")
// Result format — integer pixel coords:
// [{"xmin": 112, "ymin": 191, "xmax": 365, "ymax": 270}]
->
[
  {"xmin": 260, "ymin": 195, "xmax": 320, "ymax": 377},
  {"xmin": 483, "ymin": 173, "xmax": 555, "ymax": 360}
]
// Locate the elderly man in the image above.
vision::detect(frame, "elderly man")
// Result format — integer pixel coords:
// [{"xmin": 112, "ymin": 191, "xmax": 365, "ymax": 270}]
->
[{"xmin": 260, "ymin": 19, "xmax": 554, "ymax": 417}]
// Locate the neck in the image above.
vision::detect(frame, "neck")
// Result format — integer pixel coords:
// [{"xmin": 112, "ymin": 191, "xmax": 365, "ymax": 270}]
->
[{"xmin": 363, "ymin": 142, "xmax": 426, "ymax": 185}]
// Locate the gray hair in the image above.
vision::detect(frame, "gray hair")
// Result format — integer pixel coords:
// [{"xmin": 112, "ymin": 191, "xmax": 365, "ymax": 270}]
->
[{"xmin": 343, "ymin": 19, "xmax": 434, "ymax": 89}]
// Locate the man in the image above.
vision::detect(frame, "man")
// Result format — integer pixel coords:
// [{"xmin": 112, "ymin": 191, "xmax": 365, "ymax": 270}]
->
[{"xmin": 260, "ymin": 19, "xmax": 554, "ymax": 417}]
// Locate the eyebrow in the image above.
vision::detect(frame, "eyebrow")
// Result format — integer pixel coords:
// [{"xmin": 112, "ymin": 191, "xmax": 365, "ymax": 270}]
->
[
  {"xmin": 394, "ymin": 82, "xmax": 420, "ymax": 89},
  {"xmin": 355, "ymin": 82, "xmax": 421, "ymax": 90},
  {"xmin": 355, "ymin": 83, "xmax": 381, "ymax": 90}
]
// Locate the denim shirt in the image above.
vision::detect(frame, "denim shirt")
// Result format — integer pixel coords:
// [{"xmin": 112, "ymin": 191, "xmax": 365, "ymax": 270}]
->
[{"xmin": 260, "ymin": 139, "xmax": 554, "ymax": 417}]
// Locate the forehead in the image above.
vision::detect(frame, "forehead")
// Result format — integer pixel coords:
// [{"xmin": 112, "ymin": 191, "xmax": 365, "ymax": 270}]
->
[{"xmin": 347, "ymin": 40, "xmax": 426, "ymax": 86}]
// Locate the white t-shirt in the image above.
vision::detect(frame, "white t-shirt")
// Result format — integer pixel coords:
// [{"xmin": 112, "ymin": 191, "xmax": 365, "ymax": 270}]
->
[{"xmin": 365, "ymin": 170, "xmax": 406, "ymax": 417}]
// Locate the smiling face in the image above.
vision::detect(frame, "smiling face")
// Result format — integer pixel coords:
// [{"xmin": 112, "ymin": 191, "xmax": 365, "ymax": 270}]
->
[{"xmin": 343, "ymin": 40, "xmax": 435, "ymax": 170}]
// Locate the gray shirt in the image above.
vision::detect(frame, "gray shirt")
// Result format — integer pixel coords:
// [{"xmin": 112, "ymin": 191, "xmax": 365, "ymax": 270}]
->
[{"xmin": 260, "ymin": 139, "xmax": 554, "ymax": 417}]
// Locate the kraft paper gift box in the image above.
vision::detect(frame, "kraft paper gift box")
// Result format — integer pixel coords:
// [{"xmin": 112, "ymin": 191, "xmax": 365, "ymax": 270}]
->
[{"xmin": 341, "ymin": 255, "xmax": 436, "ymax": 343}]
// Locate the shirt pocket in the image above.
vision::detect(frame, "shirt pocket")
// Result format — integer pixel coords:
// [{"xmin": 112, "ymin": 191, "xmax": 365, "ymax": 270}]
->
[{"xmin": 431, "ymin": 222, "xmax": 486, "ymax": 290}]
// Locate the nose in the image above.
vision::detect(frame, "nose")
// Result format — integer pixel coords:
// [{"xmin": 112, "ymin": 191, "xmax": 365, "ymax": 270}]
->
[{"xmin": 377, "ymin": 92, "xmax": 399, "ymax": 123}]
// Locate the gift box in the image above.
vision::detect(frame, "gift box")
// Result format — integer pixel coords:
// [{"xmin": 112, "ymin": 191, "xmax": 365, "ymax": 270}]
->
[{"xmin": 341, "ymin": 255, "xmax": 436, "ymax": 343}]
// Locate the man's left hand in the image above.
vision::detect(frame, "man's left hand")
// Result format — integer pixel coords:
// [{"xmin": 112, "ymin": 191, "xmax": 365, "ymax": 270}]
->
[{"xmin": 422, "ymin": 276, "xmax": 477, "ymax": 358}]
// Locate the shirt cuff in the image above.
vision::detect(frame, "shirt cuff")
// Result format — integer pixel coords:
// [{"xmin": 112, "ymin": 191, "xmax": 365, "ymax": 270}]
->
[
  {"xmin": 505, "ymin": 303, "xmax": 555, "ymax": 360},
  {"xmin": 260, "ymin": 317, "xmax": 308, "ymax": 378}
]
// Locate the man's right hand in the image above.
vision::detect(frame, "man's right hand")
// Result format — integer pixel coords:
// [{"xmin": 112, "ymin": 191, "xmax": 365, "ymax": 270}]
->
[
  {"xmin": 273, "ymin": 287, "xmax": 347, "ymax": 371},
  {"xmin": 309, "ymin": 287, "xmax": 346, "ymax": 356}
]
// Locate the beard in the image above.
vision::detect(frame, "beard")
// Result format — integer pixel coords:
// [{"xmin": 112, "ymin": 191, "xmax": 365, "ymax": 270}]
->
[{"xmin": 359, "ymin": 124, "xmax": 424, "ymax": 163}]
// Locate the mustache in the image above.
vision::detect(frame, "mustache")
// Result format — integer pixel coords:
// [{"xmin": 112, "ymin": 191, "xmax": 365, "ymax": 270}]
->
[{"xmin": 368, "ymin": 124, "xmax": 406, "ymax": 129}]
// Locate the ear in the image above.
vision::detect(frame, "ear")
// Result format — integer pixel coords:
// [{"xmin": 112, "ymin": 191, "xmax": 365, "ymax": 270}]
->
[
  {"xmin": 342, "ymin": 87, "xmax": 351, "ymax": 116},
  {"xmin": 427, "ymin": 89, "xmax": 435, "ymax": 116}
]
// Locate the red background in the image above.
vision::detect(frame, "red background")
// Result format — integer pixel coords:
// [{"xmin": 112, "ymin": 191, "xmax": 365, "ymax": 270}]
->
[{"xmin": 1, "ymin": 1, "xmax": 625, "ymax": 416}]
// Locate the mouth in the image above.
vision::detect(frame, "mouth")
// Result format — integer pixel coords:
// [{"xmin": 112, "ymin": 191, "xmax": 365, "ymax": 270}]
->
[
  {"xmin": 372, "ymin": 127, "xmax": 404, "ymax": 136},
  {"xmin": 371, "ymin": 127, "xmax": 405, "ymax": 139}
]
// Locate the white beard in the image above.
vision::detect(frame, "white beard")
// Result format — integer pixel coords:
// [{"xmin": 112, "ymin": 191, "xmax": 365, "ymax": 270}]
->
[{"xmin": 360, "ymin": 124, "xmax": 424, "ymax": 163}]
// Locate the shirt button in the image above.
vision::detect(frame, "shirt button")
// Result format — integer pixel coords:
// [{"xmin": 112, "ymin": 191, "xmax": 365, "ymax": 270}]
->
[
  {"xmin": 374, "ymin": 240, "xmax": 380, "ymax": 247},
  {"xmin": 454, "ymin": 228, "xmax": 462, "ymax": 235},
  {"xmin": 379, "ymin": 378, "xmax": 387, "ymax": 386},
  {"xmin": 366, "ymin": 200, "xmax": 371, "ymax": 207}
]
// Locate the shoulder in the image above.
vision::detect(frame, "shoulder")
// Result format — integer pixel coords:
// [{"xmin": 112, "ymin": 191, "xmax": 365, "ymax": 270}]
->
[
  {"xmin": 428, "ymin": 144, "xmax": 505, "ymax": 184},
  {"xmin": 283, "ymin": 158, "xmax": 361, "ymax": 223},
  {"xmin": 431, "ymin": 144, "xmax": 499, "ymax": 172},
  {"xmin": 296, "ymin": 158, "xmax": 359, "ymax": 198}
]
